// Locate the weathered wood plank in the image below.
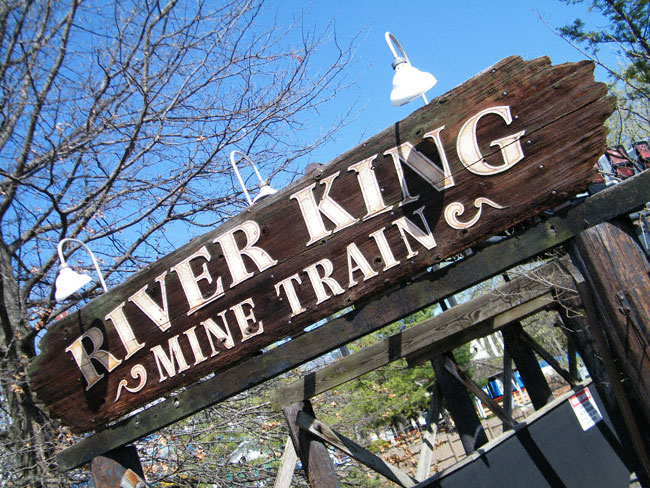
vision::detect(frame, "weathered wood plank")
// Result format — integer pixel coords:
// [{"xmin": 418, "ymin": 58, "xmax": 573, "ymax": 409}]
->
[
  {"xmin": 30, "ymin": 56, "xmax": 613, "ymax": 432},
  {"xmin": 295, "ymin": 411, "xmax": 417, "ymax": 488},
  {"xmin": 55, "ymin": 171, "xmax": 650, "ymax": 473},
  {"xmin": 283, "ymin": 401, "xmax": 340, "ymax": 488},
  {"xmin": 404, "ymin": 293, "xmax": 557, "ymax": 368}
]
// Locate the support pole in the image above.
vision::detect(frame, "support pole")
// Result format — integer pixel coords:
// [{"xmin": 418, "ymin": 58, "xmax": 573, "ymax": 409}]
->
[
  {"xmin": 90, "ymin": 446, "xmax": 147, "ymax": 488},
  {"xmin": 566, "ymin": 333, "xmax": 579, "ymax": 381},
  {"xmin": 432, "ymin": 353, "xmax": 488, "ymax": 455},
  {"xmin": 502, "ymin": 348, "xmax": 514, "ymax": 431},
  {"xmin": 416, "ymin": 382, "xmax": 442, "ymax": 482},
  {"xmin": 283, "ymin": 401, "xmax": 340, "ymax": 488},
  {"xmin": 568, "ymin": 219, "xmax": 650, "ymax": 423},
  {"xmin": 501, "ymin": 323, "xmax": 553, "ymax": 410},
  {"xmin": 296, "ymin": 412, "xmax": 417, "ymax": 487}
]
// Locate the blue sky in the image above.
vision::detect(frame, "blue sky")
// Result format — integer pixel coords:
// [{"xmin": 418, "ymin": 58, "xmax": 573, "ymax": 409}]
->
[{"xmin": 274, "ymin": 0, "xmax": 617, "ymax": 170}]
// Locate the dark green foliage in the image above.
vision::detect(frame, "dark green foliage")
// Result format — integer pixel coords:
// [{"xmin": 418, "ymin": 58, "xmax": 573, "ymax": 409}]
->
[
  {"xmin": 558, "ymin": 1, "xmax": 650, "ymax": 143},
  {"xmin": 559, "ymin": 0, "xmax": 650, "ymax": 91}
]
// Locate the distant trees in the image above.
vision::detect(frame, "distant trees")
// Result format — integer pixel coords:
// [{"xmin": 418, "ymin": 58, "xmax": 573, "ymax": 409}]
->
[
  {"xmin": 557, "ymin": 0, "xmax": 650, "ymax": 144},
  {"xmin": 0, "ymin": 0, "xmax": 356, "ymax": 484}
]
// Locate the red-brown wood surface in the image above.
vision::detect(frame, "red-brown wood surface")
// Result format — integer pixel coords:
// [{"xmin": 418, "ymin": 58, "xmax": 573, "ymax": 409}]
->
[
  {"xmin": 28, "ymin": 56, "xmax": 613, "ymax": 432},
  {"xmin": 569, "ymin": 220, "xmax": 650, "ymax": 423}
]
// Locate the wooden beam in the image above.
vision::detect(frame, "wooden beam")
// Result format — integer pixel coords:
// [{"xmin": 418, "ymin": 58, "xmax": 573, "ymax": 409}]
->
[
  {"xmin": 273, "ymin": 437, "xmax": 297, "ymax": 488},
  {"xmin": 295, "ymin": 411, "xmax": 417, "ymax": 488},
  {"xmin": 501, "ymin": 323, "xmax": 554, "ymax": 410},
  {"xmin": 433, "ymin": 353, "xmax": 489, "ymax": 455},
  {"xmin": 283, "ymin": 401, "xmax": 340, "ymax": 488},
  {"xmin": 55, "ymin": 171, "xmax": 650, "ymax": 472},
  {"xmin": 271, "ymin": 262, "xmax": 562, "ymax": 410}
]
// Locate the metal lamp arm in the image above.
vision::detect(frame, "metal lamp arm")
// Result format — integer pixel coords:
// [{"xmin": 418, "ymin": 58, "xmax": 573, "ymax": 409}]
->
[
  {"xmin": 385, "ymin": 31, "xmax": 410, "ymax": 65},
  {"xmin": 230, "ymin": 150, "xmax": 267, "ymax": 206},
  {"xmin": 57, "ymin": 238, "xmax": 108, "ymax": 292}
]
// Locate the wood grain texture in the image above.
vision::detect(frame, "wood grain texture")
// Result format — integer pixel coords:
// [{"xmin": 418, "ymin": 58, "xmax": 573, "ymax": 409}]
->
[
  {"xmin": 29, "ymin": 56, "xmax": 613, "ymax": 433},
  {"xmin": 568, "ymin": 220, "xmax": 650, "ymax": 423},
  {"xmin": 55, "ymin": 172, "xmax": 650, "ymax": 473}
]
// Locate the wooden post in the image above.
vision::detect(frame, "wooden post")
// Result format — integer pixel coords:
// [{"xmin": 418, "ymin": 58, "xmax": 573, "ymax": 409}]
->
[
  {"xmin": 432, "ymin": 353, "xmax": 488, "ymax": 455},
  {"xmin": 283, "ymin": 401, "xmax": 340, "ymax": 488},
  {"xmin": 90, "ymin": 446, "xmax": 147, "ymax": 488},
  {"xmin": 568, "ymin": 219, "xmax": 650, "ymax": 424},
  {"xmin": 501, "ymin": 323, "xmax": 553, "ymax": 410}
]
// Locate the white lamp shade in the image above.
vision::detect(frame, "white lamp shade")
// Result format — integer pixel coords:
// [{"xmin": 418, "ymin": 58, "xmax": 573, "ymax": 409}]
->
[
  {"xmin": 252, "ymin": 182, "xmax": 277, "ymax": 204},
  {"xmin": 390, "ymin": 62, "xmax": 437, "ymax": 106},
  {"xmin": 55, "ymin": 265, "xmax": 92, "ymax": 301}
]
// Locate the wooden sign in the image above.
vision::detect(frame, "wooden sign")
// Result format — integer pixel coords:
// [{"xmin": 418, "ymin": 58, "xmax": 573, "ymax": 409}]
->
[{"xmin": 29, "ymin": 56, "xmax": 612, "ymax": 433}]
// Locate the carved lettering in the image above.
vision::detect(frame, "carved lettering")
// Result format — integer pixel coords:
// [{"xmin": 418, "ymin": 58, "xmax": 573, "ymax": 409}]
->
[
  {"xmin": 170, "ymin": 246, "xmax": 224, "ymax": 314},
  {"xmin": 275, "ymin": 274, "xmax": 307, "ymax": 316},
  {"xmin": 201, "ymin": 312, "xmax": 236, "ymax": 356},
  {"xmin": 383, "ymin": 128, "xmax": 454, "ymax": 205},
  {"xmin": 129, "ymin": 272, "xmax": 171, "ymax": 332},
  {"xmin": 230, "ymin": 297, "xmax": 263, "ymax": 342},
  {"xmin": 65, "ymin": 328, "xmax": 122, "ymax": 390},
  {"xmin": 346, "ymin": 242, "xmax": 378, "ymax": 287},
  {"xmin": 151, "ymin": 335, "xmax": 191, "ymax": 382},
  {"xmin": 214, "ymin": 220, "xmax": 278, "ymax": 288},
  {"xmin": 348, "ymin": 155, "xmax": 392, "ymax": 220},
  {"xmin": 105, "ymin": 303, "xmax": 145, "ymax": 359},
  {"xmin": 304, "ymin": 258, "xmax": 345, "ymax": 304},
  {"xmin": 290, "ymin": 171, "xmax": 358, "ymax": 246},
  {"xmin": 457, "ymin": 105, "xmax": 525, "ymax": 175},
  {"xmin": 392, "ymin": 207, "xmax": 437, "ymax": 258}
]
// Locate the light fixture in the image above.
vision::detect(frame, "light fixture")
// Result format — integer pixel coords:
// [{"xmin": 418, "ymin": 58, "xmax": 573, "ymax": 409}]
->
[
  {"xmin": 385, "ymin": 32, "xmax": 437, "ymax": 106},
  {"xmin": 229, "ymin": 150, "xmax": 277, "ymax": 206},
  {"xmin": 55, "ymin": 238, "xmax": 108, "ymax": 301}
]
